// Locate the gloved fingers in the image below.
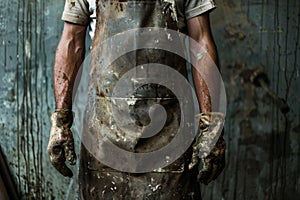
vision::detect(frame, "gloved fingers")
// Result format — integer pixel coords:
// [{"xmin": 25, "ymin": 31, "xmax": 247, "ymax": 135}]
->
[
  {"xmin": 211, "ymin": 139, "xmax": 226, "ymax": 180},
  {"xmin": 211, "ymin": 152, "xmax": 225, "ymax": 181},
  {"xmin": 204, "ymin": 162, "xmax": 219, "ymax": 184},
  {"xmin": 188, "ymin": 143, "xmax": 200, "ymax": 170},
  {"xmin": 188, "ymin": 154, "xmax": 199, "ymax": 170},
  {"xmin": 198, "ymin": 158, "xmax": 212, "ymax": 185},
  {"xmin": 198, "ymin": 170, "xmax": 212, "ymax": 185},
  {"xmin": 48, "ymin": 110, "xmax": 75, "ymax": 177},
  {"xmin": 52, "ymin": 158, "xmax": 74, "ymax": 177},
  {"xmin": 204, "ymin": 151, "xmax": 225, "ymax": 183},
  {"xmin": 64, "ymin": 134, "xmax": 77, "ymax": 165},
  {"xmin": 49, "ymin": 145, "xmax": 73, "ymax": 177},
  {"xmin": 199, "ymin": 149, "xmax": 225, "ymax": 184}
]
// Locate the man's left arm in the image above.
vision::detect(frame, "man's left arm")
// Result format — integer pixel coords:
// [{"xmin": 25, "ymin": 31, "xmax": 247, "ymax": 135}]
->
[
  {"xmin": 187, "ymin": 13, "xmax": 226, "ymax": 185},
  {"xmin": 187, "ymin": 13, "xmax": 218, "ymax": 113}
]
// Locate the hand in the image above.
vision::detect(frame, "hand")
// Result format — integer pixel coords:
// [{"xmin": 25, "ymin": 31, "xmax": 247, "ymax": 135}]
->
[
  {"xmin": 197, "ymin": 136, "xmax": 225, "ymax": 184},
  {"xmin": 47, "ymin": 109, "xmax": 76, "ymax": 177},
  {"xmin": 188, "ymin": 112, "xmax": 226, "ymax": 185}
]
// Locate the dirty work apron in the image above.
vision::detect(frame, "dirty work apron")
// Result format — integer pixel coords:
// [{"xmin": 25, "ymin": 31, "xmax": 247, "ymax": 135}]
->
[{"xmin": 78, "ymin": 0, "xmax": 201, "ymax": 199}]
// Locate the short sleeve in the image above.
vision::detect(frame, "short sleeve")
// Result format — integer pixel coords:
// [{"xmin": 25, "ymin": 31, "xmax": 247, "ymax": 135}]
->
[
  {"xmin": 185, "ymin": 0, "xmax": 216, "ymax": 20},
  {"xmin": 61, "ymin": 0, "xmax": 92, "ymax": 25}
]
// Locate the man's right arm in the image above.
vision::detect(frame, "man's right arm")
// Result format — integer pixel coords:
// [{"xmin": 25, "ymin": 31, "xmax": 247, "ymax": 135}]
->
[
  {"xmin": 47, "ymin": 22, "xmax": 87, "ymax": 177},
  {"xmin": 54, "ymin": 22, "xmax": 87, "ymax": 110}
]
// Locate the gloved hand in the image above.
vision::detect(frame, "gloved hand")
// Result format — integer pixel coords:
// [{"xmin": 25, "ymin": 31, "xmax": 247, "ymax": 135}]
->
[
  {"xmin": 47, "ymin": 109, "xmax": 76, "ymax": 177},
  {"xmin": 188, "ymin": 112, "xmax": 226, "ymax": 185}
]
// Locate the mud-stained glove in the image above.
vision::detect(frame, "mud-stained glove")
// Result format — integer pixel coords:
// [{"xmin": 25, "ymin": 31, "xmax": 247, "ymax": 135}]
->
[
  {"xmin": 47, "ymin": 109, "xmax": 76, "ymax": 177},
  {"xmin": 188, "ymin": 112, "xmax": 226, "ymax": 185}
]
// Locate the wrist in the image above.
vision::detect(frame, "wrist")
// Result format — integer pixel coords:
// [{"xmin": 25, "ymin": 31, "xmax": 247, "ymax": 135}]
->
[
  {"xmin": 55, "ymin": 104, "xmax": 72, "ymax": 111},
  {"xmin": 51, "ymin": 109, "xmax": 74, "ymax": 128},
  {"xmin": 196, "ymin": 112, "xmax": 225, "ymax": 131},
  {"xmin": 55, "ymin": 108, "xmax": 72, "ymax": 112}
]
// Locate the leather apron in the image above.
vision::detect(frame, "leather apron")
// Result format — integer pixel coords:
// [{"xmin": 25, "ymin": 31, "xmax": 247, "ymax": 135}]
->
[{"xmin": 78, "ymin": 1, "xmax": 201, "ymax": 199}]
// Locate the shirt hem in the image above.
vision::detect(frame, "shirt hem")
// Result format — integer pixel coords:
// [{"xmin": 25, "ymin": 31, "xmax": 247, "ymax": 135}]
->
[
  {"xmin": 61, "ymin": 12, "xmax": 90, "ymax": 26},
  {"xmin": 185, "ymin": 3, "xmax": 216, "ymax": 20}
]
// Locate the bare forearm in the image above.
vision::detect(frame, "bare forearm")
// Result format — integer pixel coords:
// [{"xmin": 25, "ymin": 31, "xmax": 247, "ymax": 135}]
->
[
  {"xmin": 192, "ymin": 38, "xmax": 219, "ymax": 113},
  {"xmin": 53, "ymin": 22, "xmax": 87, "ymax": 109},
  {"xmin": 188, "ymin": 14, "xmax": 219, "ymax": 113}
]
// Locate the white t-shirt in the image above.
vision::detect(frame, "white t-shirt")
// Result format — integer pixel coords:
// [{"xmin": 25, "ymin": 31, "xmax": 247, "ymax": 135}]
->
[{"xmin": 62, "ymin": 0, "xmax": 216, "ymax": 39}]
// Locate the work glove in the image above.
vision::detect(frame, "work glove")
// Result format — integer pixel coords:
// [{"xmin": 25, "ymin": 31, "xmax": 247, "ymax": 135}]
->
[
  {"xmin": 188, "ymin": 112, "xmax": 226, "ymax": 185},
  {"xmin": 47, "ymin": 109, "xmax": 76, "ymax": 177}
]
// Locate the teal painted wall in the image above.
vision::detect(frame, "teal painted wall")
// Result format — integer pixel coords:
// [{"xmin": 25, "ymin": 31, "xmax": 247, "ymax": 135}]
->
[
  {"xmin": 202, "ymin": 1, "xmax": 300, "ymax": 199},
  {"xmin": 0, "ymin": 0, "xmax": 79, "ymax": 199},
  {"xmin": 0, "ymin": 0, "xmax": 299, "ymax": 199}
]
